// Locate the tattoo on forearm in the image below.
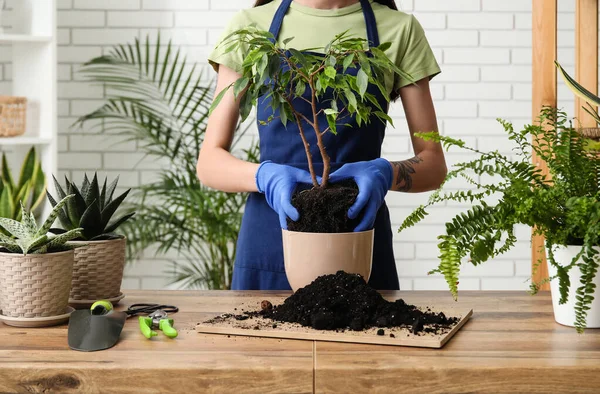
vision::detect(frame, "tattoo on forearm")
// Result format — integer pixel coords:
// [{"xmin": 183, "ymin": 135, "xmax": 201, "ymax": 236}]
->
[{"xmin": 391, "ymin": 156, "xmax": 423, "ymax": 192}]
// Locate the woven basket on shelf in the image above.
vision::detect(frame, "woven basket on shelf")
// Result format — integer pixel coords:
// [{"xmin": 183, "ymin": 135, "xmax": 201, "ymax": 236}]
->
[
  {"xmin": 0, "ymin": 96, "xmax": 27, "ymax": 137},
  {"xmin": 68, "ymin": 238, "xmax": 126, "ymax": 303},
  {"xmin": 0, "ymin": 250, "xmax": 74, "ymax": 318}
]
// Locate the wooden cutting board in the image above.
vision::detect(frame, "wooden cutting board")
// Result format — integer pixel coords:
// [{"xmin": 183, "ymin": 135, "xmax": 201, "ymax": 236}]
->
[{"xmin": 196, "ymin": 298, "xmax": 473, "ymax": 349}]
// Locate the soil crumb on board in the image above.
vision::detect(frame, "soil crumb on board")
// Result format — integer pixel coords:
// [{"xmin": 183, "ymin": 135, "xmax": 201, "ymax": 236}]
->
[{"xmin": 205, "ymin": 271, "xmax": 458, "ymax": 336}]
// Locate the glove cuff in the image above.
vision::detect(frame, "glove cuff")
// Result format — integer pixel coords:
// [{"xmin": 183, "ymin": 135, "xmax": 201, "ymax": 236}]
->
[
  {"xmin": 255, "ymin": 160, "xmax": 273, "ymax": 193},
  {"xmin": 374, "ymin": 158, "xmax": 394, "ymax": 190}
]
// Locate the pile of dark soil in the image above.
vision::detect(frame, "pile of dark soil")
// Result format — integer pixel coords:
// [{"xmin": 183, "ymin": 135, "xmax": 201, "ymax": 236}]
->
[
  {"xmin": 287, "ymin": 181, "xmax": 359, "ymax": 233},
  {"xmin": 262, "ymin": 271, "xmax": 458, "ymax": 334}
]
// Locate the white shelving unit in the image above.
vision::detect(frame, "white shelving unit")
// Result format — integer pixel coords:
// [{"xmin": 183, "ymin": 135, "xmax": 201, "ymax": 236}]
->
[{"xmin": 0, "ymin": 0, "xmax": 56, "ymax": 217}]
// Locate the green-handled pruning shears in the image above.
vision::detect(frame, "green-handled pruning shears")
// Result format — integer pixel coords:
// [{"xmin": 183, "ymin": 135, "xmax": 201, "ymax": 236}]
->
[{"xmin": 139, "ymin": 309, "xmax": 178, "ymax": 339}]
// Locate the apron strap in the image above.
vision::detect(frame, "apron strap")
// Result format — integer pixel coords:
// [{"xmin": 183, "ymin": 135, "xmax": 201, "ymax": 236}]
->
[
  {"xmin": 268, "ymin": 0, "xmax": 293, "ymax": 43},
  {"xmin": 359, "ymin": 0, "xmax": 380, "ymax": 47},
  {"xmin": 268, "ymin": 0, "xmax": 380, "ymax": 48}
]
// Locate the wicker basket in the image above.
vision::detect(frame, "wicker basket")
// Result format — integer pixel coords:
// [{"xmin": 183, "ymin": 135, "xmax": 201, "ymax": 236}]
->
[
  {"xmin": 578, "ymin": 127, "xmax": 600, "ymax": 140},
  {"xmin": 0, "ymin": 96, "xmax": 27, "ymax": 137},
  {"xmin": 0, "ymin": 250, "xmax": 74, "ymax": 318},
  {"xmin": 68, "ymin": 238, "xmax": 126, "ymax": 303}
]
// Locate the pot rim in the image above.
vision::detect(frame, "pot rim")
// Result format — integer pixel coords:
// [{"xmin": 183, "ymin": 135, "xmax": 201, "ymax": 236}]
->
[
  {"xmin": 282, "ymin": 229, "xmax": 375, "ymax": 236},
  {"xmin": 67, "ymin": 236, "xmax": 127, "ymax": 245},
  {"xmin": 0, "ymin": 248, "xmax": 74, "ymax": 258}
]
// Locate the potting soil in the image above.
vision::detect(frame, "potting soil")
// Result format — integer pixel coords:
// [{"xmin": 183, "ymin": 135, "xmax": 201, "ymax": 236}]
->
[
  {"xmin": 287, "ymin": 181, "xmax": 359, "ymax": 233},
  {"xmin": 261, "ymin": 271, "xmax": 458, "ymax": 334}
]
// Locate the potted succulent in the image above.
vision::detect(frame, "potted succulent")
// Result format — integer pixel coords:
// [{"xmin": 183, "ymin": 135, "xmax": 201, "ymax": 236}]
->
[
  {"xmin": 0, "ymin": 196, "xmax": 82, "ymax": 323},
  {"xmin": 0, "ymin": 147, "xmax": 46, "ymax": 222},
  {"xmin": 399, "ymin": 107, "xmax": 600, "ymax": 332},
  {"xmin": 47, "ymin": 173, "xmax": 135, "ymax": 307},
  {"xmin": 210, "ymin": 28, "xmax": 412, "ymax": 291}
]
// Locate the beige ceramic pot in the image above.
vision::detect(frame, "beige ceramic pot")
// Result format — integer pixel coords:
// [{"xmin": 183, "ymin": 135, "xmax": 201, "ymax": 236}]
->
[
  {"xmin": 0, "ymin": 250, "xmax": 74, "ymax": 318},
  {"xmin": 282, "ymin": 229, "xmax": 374, "ymax": 292},
  {"xmin": 68, "ymin": 238, "xmax": 126, "ymax": 306}
]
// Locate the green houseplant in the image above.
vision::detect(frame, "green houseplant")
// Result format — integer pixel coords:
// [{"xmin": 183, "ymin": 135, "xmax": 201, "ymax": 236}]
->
[
  {"xmin": 47, "ymin": 173, "xmax": 134, "ymax": 307},
  {"xmin": 0, "ymin": 147, "xmax": 45, "ymax": 222},
  {"xmin": 0, "ymin": 195, "xmax": 82, "ymax": 322},
  {"xmin": 75, "ymin": 35, "xmax": 257, "ymax": 290},
  {"xmin": 210, "ymin": 28, "xmax": 413, "ymax": 290},
  {"xmin": 399, "ymin": 107, "xmax": 600, "ymax": 332}
]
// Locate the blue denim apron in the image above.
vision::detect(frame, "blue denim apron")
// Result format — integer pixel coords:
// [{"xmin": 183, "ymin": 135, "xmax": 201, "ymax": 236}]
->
[{"xmin": 231, "ymin": 0, "xmax": 399, "ymax": 290}]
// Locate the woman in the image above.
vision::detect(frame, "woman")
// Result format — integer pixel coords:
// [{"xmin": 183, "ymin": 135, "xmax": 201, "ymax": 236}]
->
[{"xmin": 198, "ymin": 0, "xmax": 447, "ymax": 291}]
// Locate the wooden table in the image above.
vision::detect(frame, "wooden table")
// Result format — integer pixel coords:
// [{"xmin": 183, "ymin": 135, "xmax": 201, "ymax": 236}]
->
[{"xmin": 1, "ymin": 291, "xmax": 599, "ymax": 393}]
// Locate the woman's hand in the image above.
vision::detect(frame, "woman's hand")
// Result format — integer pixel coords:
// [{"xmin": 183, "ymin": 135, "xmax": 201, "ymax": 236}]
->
[
  {"xmin": 256, "ymin": 161, "xmax": 315, "ymax": 229},
  {"xmin": 328, "ymin": 158, "xmax": 393, "ymax": 232}
]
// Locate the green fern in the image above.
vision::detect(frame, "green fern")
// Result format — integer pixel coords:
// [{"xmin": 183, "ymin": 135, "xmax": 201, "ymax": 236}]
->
[{"xmin": 400, "ymin": 107, "xmax": 600, "ymax": 331}]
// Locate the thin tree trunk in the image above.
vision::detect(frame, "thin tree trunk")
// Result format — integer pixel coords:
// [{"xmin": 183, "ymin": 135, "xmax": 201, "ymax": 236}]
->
[{"xmin": 310, "ymin": 81, "xmax": 330, "ymax": 188}]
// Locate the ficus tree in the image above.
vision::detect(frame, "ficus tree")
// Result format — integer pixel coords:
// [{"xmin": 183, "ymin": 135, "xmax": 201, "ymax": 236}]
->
[{"xmin": 210, "ymin": 28, "xmax": 413, "ymax": 187}]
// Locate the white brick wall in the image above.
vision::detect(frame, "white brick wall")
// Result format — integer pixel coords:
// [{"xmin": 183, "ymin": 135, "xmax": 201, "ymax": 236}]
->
[{"xmin": 0, "ymin": 0, "xmax": 583, "ymax": 291}]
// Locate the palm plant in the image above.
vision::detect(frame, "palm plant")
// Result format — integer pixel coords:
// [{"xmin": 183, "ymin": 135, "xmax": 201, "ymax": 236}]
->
[{"xmin": 75, "ymin": 34, "xmax": 257, "ymax": 289}]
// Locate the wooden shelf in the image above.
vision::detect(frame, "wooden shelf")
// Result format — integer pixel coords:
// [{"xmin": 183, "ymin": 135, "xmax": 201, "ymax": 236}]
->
[
  {"xmin": 0, "ymin": 34, "xmax": 52, "ymax": 44},
  {"xmin": 0, "ymin": 136, "xmax": 52, "ymax": 146}
]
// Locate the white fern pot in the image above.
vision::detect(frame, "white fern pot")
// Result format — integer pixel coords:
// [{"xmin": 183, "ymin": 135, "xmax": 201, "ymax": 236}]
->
[{"xmin": 547, "ymin": 245, "xmax": 600, "ymax": 328}]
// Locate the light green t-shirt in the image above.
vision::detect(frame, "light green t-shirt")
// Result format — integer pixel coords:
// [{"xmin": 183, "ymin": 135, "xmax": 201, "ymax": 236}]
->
[{"xmin": 208, "ymin": 0, "xmax": 441, "ymax": 95}]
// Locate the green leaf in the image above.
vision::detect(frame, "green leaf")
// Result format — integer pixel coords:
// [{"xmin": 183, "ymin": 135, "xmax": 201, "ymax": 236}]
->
[
  {"xmin": 343, "ymin": 54, "xmax": 355, "ymax": 72},
  {"xmin": 100, "ymin": 177, "xmax": 108, "ymax": 211},
  {"xmin": 556, "ymin": 61, "xmax": 600, "ymax": 107},
  {"xmin": 1, "ymin": 153, "xmax": 15, "ymax": 190},
  {"xmin": 47, "ymin": 228, "xmax": 84, "ymax": 250},
  {"xmin": 37, "ymin": 194, "xmax": 75, "ymax": 237},
  {"xmin": 325, "ymin": 66, "xmax": 337, "ymax": 79},
  {"xmin": 80, "ymin": 199, "xmax": 103, "ymax": 240},
  {"xmin": 0, "ymin": 218, "xmax": 30, "ymax": 239},
  {"xmin": 81, "ymin": 173, "xmax": 90, "ymax": 197},
  {"xmin": 326, "ymin": 113, "xmax": 337, "ymax": 135},
  {"xmin": 344, "ymin": 87, "xmax": 358, "ymax": 110},
  {"xmin": 233, "ymin": 77, "xmax": 250, "ymax": 98},
  {"xmin": 374, "ymin": 111, "xmax": 394, "ymax": 127},
  {"xmin": 378, "ymin": 42, "xmax": 392, "ymax": 52},
  {"xmin": 23, "ymin": 234, "xmax": 49, "ymax": 255},
  {"xmin": 20, "ymin": 202, "xmax": 36, "ymax": 234},
  {"xmin": 85, "ymin": 173, "xmax": 100, "ymax": 207},
  {"xmin": 0, "ymin": 187, "xmax": 14, "ymax": 219},
  {"xmin": 295, "ymin": 81, "xmax": 306, "ymax": 97},
  {"xmin": 280, "ymin": 105, "xmax": 288, "ymax": 127},
  {"xmin": 101, "ymin": 189, "xmax": 131, "ymax": 230},
  {"xmin": 105, "ymin": 176, "xmax": 119, "ymax": 205},
  {"xmin": 328, "ymin": 55, "xmax": 337, "ymax": 67},
  {"xmin": 30, "ymin": 161, "xmax": 46, "ymax": 212},
  {"xmin": 52, "ymin": 175, "xmax": 67, "ymax": 200},
  {"xmin": 357, "ymin": 68, "xmax": 369, "ymax": 97},
  {"xmin": 46, "ymin": 191, "xmax": 71, "ymax": 230},
  {"xmin": 209, "ymin": 83, "xmax": 233, "ymax": 115},
  {"xmin": 104, "ymin": 212, "xmax": 135, "ymax": 234},
  {"xmin": 289, "ymin": 48, "xmax": 309, "ymax": 69},
  {"xmin": 283, "ymin": 36, "xmax": 295, "ymax": 45},
  {"xmin": 16, "ymin": 147, "xmax": 36, "ymax": 192}
]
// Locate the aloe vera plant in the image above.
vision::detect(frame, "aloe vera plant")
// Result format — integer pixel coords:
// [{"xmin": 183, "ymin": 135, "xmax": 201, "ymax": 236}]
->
[
  {"xmin": 0, "ymin": 147, "xmax": 46, "ymax": 221},
  {"xmin": 0, "ymin": 195, "xmax": 82, "ymax": 255},
  {"xmin": 46, "ymin": 173, "xmax": 135, "ymax": 241}
]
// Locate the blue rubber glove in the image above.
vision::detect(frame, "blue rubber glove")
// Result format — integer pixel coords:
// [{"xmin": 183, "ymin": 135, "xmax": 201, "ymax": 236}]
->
[
  {"xmin": 256, "ymin": 161, "xmax": 315, "ymax": 229},
  {"xmin": 328, "ymin": 158, "xmax": 393, "ymax": 232}
]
